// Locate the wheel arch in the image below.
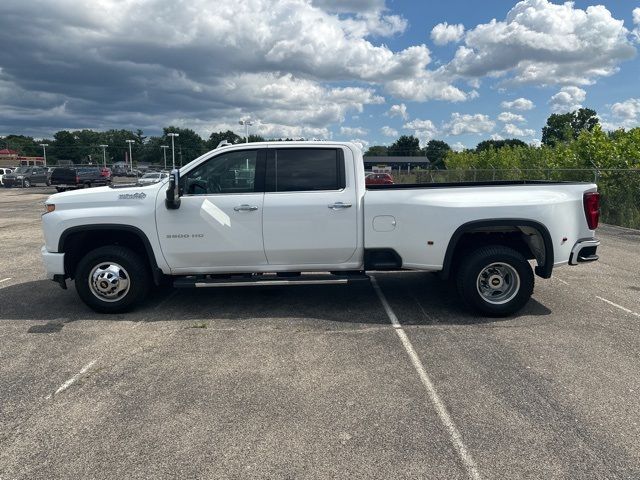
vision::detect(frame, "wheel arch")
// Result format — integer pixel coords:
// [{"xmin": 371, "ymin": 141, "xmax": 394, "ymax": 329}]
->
[
  {"xmin": 442, "ymin": 219, "xmax": 554, "ymax": 280},
  {"xmin": 58, "ymin": 224, "xmax": 163, "ymax": 285}
]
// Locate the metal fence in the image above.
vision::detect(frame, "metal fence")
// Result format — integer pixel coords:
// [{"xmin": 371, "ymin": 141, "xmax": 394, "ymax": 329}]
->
[{"xmin": 391, "ymin": 168, "xmax": 640, "ymax": 230}]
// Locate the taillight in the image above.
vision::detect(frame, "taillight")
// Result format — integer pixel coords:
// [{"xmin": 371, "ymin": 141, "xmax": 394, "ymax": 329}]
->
[
  {"xmin": 75, "ymin": 176, "xmax": 80, "ymax": 183},
  {"xmin": 584, "ymin": 192, "xmax": 600, "ymax": 230}
]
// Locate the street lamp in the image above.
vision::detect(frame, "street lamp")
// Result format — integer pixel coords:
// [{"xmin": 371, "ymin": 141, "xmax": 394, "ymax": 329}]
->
[
  {"xmin": 99, "ymin": 144, "xmax": 108, "ymax": 168},
  {"xmin": 167, "ymin": 133, "xmax": 179, "ymax": 169},
  {"xmin": 239, "ymin": 119, "xmax": 253, "ymax": 143},
  {"xmin": 160, "ymin": 145, "xmax": 169, "ymax": 170},
  {"xmin": 125, "ymin": 139, "xmax": 135, "ymax": 173},
  {"xmin": 39, "ymin": 143, "xmax": 49, "ymax": 167}
]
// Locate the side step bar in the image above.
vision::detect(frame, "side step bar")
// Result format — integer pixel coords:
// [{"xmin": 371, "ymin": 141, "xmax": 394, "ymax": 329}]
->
[{"xmin": 174, "ymin": 273, "xmax": 370, "ymax": 289}]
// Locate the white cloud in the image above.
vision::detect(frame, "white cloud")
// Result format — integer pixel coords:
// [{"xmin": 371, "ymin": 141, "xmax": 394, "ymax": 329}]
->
[
  {"xmin": 451, "ymin": 142, "xmax": 466, "ymax": 152},
  {"xmin": 603, "ymin": 98, "xmax": 640, "ymax": 130},
  {"xmin": 431, "ymin": 22, "xmax": 465, "ymax": 45},
  {"xmin": 500, "ymin": 98, "xmax": 535, "ymax": 111},
  {"xmin": 444, "ymin": 113, "xmax": 495, "ymax": 136},
  {"xmin": 403, "ymin": 118, "xmax": 439, "ymax": 145},
  {"xmin": 447, "ymin": 0, "xmax": 636, "ymax": 85},
  {"xmin": 634, "ymin": 8, "xmax": 640, "ymax": 25},
  {"xmin": 497, "ymin": 112, "xmax": 526, "ymax": 123},
  {"xmin": 503, "ymin": 123, "xmax": 535, "ymax": 137},
  {"xmin": 349, "ymin": 138, "xmax": 370, "ymax": 150},
  {"xmin": 611, "ymin": 98, "xmax": 640, "ymax": 119},
  {"xmin": 549, "ymin": 86, "xmax": 586, "ymax": 113},
  {"xmin": 491, "ymin": 133, "xmax": 505, "ymax": 141},
  {"xmin": 387, "ymin": 103, "xmax": 408, "ymax": 120},
  {"xmin": 340, "ymin": 126, "xmax": 368, "ymax": 136},
  {"xmin": 385, "ymin": 70, "xmax": 472, "ymax": 102},
  {"xmin": 381, "ymin": 126, "xmax": 398, "ymax": 137}
]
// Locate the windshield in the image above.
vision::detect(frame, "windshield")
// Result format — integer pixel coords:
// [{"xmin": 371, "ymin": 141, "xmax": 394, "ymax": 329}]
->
[
  {"xmin": 14, "ymin": 166, "xmax": 30, "ymax": 173},
  {"xmin": 142, "ymin": 173, "xmax": 160, "ymax": 179}
]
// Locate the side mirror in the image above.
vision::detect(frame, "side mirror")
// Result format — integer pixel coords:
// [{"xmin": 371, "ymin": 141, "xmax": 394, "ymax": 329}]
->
[{"xmin": 165, "ymin": 169, "xmax": 181, "ymax": 210}]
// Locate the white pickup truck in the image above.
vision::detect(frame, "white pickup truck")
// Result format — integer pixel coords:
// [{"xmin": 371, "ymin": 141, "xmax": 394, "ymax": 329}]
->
[{"xmin": 41, "ymin": 141, "xmax": 600, "ymax": 316}]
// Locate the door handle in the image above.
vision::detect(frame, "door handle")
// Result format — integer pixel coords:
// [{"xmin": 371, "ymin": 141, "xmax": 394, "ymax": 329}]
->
[
  {"xmin": 328, "ymin": 202, "xmax": 352, "ymax": 210},
  {"xmin": 234, "ymin": 204, "xmax": 259, "ymax": 212}
]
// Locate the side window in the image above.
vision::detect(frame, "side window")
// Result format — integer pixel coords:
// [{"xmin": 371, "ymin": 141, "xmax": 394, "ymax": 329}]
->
[
  {"xmin": 268, "ymin": 148, "xmax": 344, "ymax": 192},
  {"xmin": 182, "ymin": 150, "xmax": 258, "ymax": 195}
]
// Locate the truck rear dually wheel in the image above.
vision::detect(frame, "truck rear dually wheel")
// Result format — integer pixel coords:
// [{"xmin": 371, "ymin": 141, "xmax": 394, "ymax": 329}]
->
[
  {"xmin": 75, "ymin": 246, "xmax": 150, "ymax": 313},
  {"xmin": 456, "ymin": 246, "xmax": 534, "ymax": 317}
]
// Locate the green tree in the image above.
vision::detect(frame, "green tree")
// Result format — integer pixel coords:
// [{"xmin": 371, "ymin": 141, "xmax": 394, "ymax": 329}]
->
[
  {"xmin": 423, "ymin": 140, "xmax": 451, "ymax": 169},
  {"xmin": 364, "ymin": 145, "xmax": 389, "ymax": 156},
  {"xmin": 475, "ymin": 139, "xmax": 527, "ymax": 152},
  {"xmin": 388, "ymin": 135, "xmax": 421, "ymax": 156},
  {"xmin": 542, "ymin": 108, "xmax": 599, "ymax": 147},
  {"xmin": 162, "ymin": 126, "xmax": 206, "ymax": 165},
  {"xmin": 206, "ymin": 130, "xmax": 242, "ymax": 150}
]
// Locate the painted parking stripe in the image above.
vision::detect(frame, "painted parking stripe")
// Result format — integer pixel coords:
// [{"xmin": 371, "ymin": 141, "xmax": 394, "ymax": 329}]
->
[
  {"xmin": 45, "ymin": 360, "xmax": 96, "ymax": 399},
  {"xmin": 0, "ymin": 277, "xmax": 11, "ymax": 283},
  {"xmin": 596, "ymin": 296, "xmax": 640, "ymax": 318},
  {"xmin": 371, "ymin": 276, "xmax": 482, "ymax": 480}
]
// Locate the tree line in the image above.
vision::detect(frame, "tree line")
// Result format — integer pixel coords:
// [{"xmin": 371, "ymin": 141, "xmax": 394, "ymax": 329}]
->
[{"xmin": 1, "ymin": 128, "xmax": 268, "ymax": 166}]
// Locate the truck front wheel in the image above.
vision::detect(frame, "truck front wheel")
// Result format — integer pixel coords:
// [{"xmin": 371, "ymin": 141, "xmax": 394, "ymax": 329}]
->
[
  {"xmin": 75, "ymin": 246, "xmax": 150, "ymax": 313},
  {"xmin": 456, "ymin": 246, "xmax": 534, "ymax": 317}
]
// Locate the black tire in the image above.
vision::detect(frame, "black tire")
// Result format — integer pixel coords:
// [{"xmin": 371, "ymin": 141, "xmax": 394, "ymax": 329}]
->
[
  {"xmin": 75, "ymin": 245, "xmax": 150, "ymax": 313},
  {"xmin": 23, "ymin": 178, "xmax": 31, "ymax": 188},
  {"xmin": 456, "ymin": 245, "xmax": 534, "ymax": 317},
  {"xmin": 85, "ymin": 182, "xmax": 92, "ymax": 189},
  {"xmin": 56, "ymin": 187, "xmax": 66, "ymax": 192}
]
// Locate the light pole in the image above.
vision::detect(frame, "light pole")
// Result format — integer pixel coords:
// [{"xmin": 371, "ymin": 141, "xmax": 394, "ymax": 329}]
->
[
  {"xmin": 99, "ymin": 144, "xmax": 108, "ymax": 168},
  {"xmin": 125, "ymin": 139, "xmax": 135, "ymax": 173},
  {"xmin": 239, "ymin": 119, "xmax": 253, "ymax": 143},
  {"xmin": 160, "ymin": 145, "xmax": 169, "ymax": 170},
  {"xmin": 39, "ymin": 143, "xmax": 49, "ymax": 167},
  {"xmin": 167, "ymin": 133, "xmax": 179, "ymax": 169}
]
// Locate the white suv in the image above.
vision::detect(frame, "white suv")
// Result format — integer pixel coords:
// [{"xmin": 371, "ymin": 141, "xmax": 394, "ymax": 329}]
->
[{"xmin": 0, "ymin": 167, "xmax": 13, "ymax": 186}]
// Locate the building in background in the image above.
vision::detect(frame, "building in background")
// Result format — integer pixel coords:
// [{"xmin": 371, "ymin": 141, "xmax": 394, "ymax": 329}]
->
[
  {"xmin": 0, "ymin": 149, "xmax": 44, "ymax": 167},
  {"xmin": 363, "ymin": 156, "xmax": 430, "ymax": 173}
]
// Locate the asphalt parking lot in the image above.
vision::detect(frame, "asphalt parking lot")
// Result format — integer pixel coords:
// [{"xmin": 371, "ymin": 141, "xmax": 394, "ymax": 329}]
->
[{"xmin": 1, "ymin": 186, "xmax": 639, "ymax": 479}]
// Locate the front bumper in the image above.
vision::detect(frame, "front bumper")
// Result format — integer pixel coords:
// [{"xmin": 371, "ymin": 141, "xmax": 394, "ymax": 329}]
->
[
  {"xmin": 569, "ymin": 238, "xmax": 600, "ymax": 265},
  {"xmin": 41, "ymin": 246, "xmax": 65, "ymax": 277},
  {"xmin": 3, "ymin": 178, "xmax": 21, "ymax": 187}
]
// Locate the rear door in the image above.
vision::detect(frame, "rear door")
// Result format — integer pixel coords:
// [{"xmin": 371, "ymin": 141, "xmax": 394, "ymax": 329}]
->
[{"xmin": 262, "ymin": 147, "xmax": 358, "ymax": 265}]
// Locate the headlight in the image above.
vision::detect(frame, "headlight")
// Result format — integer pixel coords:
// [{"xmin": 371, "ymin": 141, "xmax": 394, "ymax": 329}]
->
[
  {"xmin": 44, "ymin": 204, "xmax": 55, "ymax": 214},
  {"xmin": 17, "ymin": 175, "xmax": 24, "ymax": 179}
]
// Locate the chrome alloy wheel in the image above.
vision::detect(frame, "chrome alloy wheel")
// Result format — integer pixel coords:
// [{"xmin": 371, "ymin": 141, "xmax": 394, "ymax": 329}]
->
[
  {"xmin": 88, "ymin": 262, "xmax": 131, "ymax": 302},
  {"xmin": 476, "ymin": 262, "xmax": 521, "ymax": 305}
]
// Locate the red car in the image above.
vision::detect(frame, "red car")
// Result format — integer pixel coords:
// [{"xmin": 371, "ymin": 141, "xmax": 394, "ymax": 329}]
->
[
  {"xmin": 100, "ymin": 167, "xmax": 112, "ymax": 180},
  {"xmin": 365, "ymin": 172, "xmax": 394, "ymax": 185}
]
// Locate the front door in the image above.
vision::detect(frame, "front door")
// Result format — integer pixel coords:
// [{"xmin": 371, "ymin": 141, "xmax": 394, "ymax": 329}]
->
[
  {"xmin": 156, "ymin": 148, "xmax": 267, "ymax": 271},
  {"xmin": 262, "ymin": 147, "xmax": 358, "ymax": 265}
]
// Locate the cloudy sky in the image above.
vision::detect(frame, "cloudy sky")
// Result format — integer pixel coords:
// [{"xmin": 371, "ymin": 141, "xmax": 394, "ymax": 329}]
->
[{"xmin": 0, "ymin": 0, "xmax": 639, "ymax": 149}]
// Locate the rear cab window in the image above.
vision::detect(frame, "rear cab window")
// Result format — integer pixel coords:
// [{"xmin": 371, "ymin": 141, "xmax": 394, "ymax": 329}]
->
[{"xmin": 266, "ymin": 148, "xmax": 345, "ymax": 192}]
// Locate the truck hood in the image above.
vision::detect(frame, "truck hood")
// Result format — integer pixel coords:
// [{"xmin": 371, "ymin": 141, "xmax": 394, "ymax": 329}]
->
[{"xmin": 46, "ymin": 181, "xmax": 167, "ymax": 208}]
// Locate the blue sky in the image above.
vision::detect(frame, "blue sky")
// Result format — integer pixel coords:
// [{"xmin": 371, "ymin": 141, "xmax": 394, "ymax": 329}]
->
[{"xmin": 0, "ymin": 0, "xmax": 638, "ymax": 150}]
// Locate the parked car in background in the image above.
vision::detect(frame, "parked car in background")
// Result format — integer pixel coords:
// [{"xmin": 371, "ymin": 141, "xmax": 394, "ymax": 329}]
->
[
  {"xmin": 3, "ymin": 166, "xmax": 48, "ymax": 187},
  {"xmin": 138, "ymin": 172, "xmax": 168, "ymax": 185},
  {"xmin": 100, "ymin": 167, "xmax": 112, "ymax": 181},
  {"xmin": 0, "ymin": 167, "xmax": 13, "ymax": 186},
  {"xmin": 365, "ymin": 172, "xmax": 394, "ymax": 185},
  {"xmin": 49, "ymin": 166, "xmax": 111, "ymax": 192}
]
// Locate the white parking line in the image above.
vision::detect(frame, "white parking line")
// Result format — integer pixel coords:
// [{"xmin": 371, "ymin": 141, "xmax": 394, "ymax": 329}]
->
[
  {"xmin": 596, "ymin": 296, "xmax": 640, "ymax": 318},
  {"xmin": 370, "ymin": 276, "xmax": 482, "ymax": 480},
  {"xmin": 554, "ymin": 277, "xmax": 569, "ymax": 285},
  {"xmin": 0, "ymin": 277, "xmax": 11, "ymax": 283},
  {"xmin": 45, "ymin": 360, "xmax": 96, "ymax": 399}
]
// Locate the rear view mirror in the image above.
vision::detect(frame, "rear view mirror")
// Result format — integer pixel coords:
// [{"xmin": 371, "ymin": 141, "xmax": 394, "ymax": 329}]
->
[{"xmin": 165, "ymin": 169, "xmax": 181, "ymax": 210}]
